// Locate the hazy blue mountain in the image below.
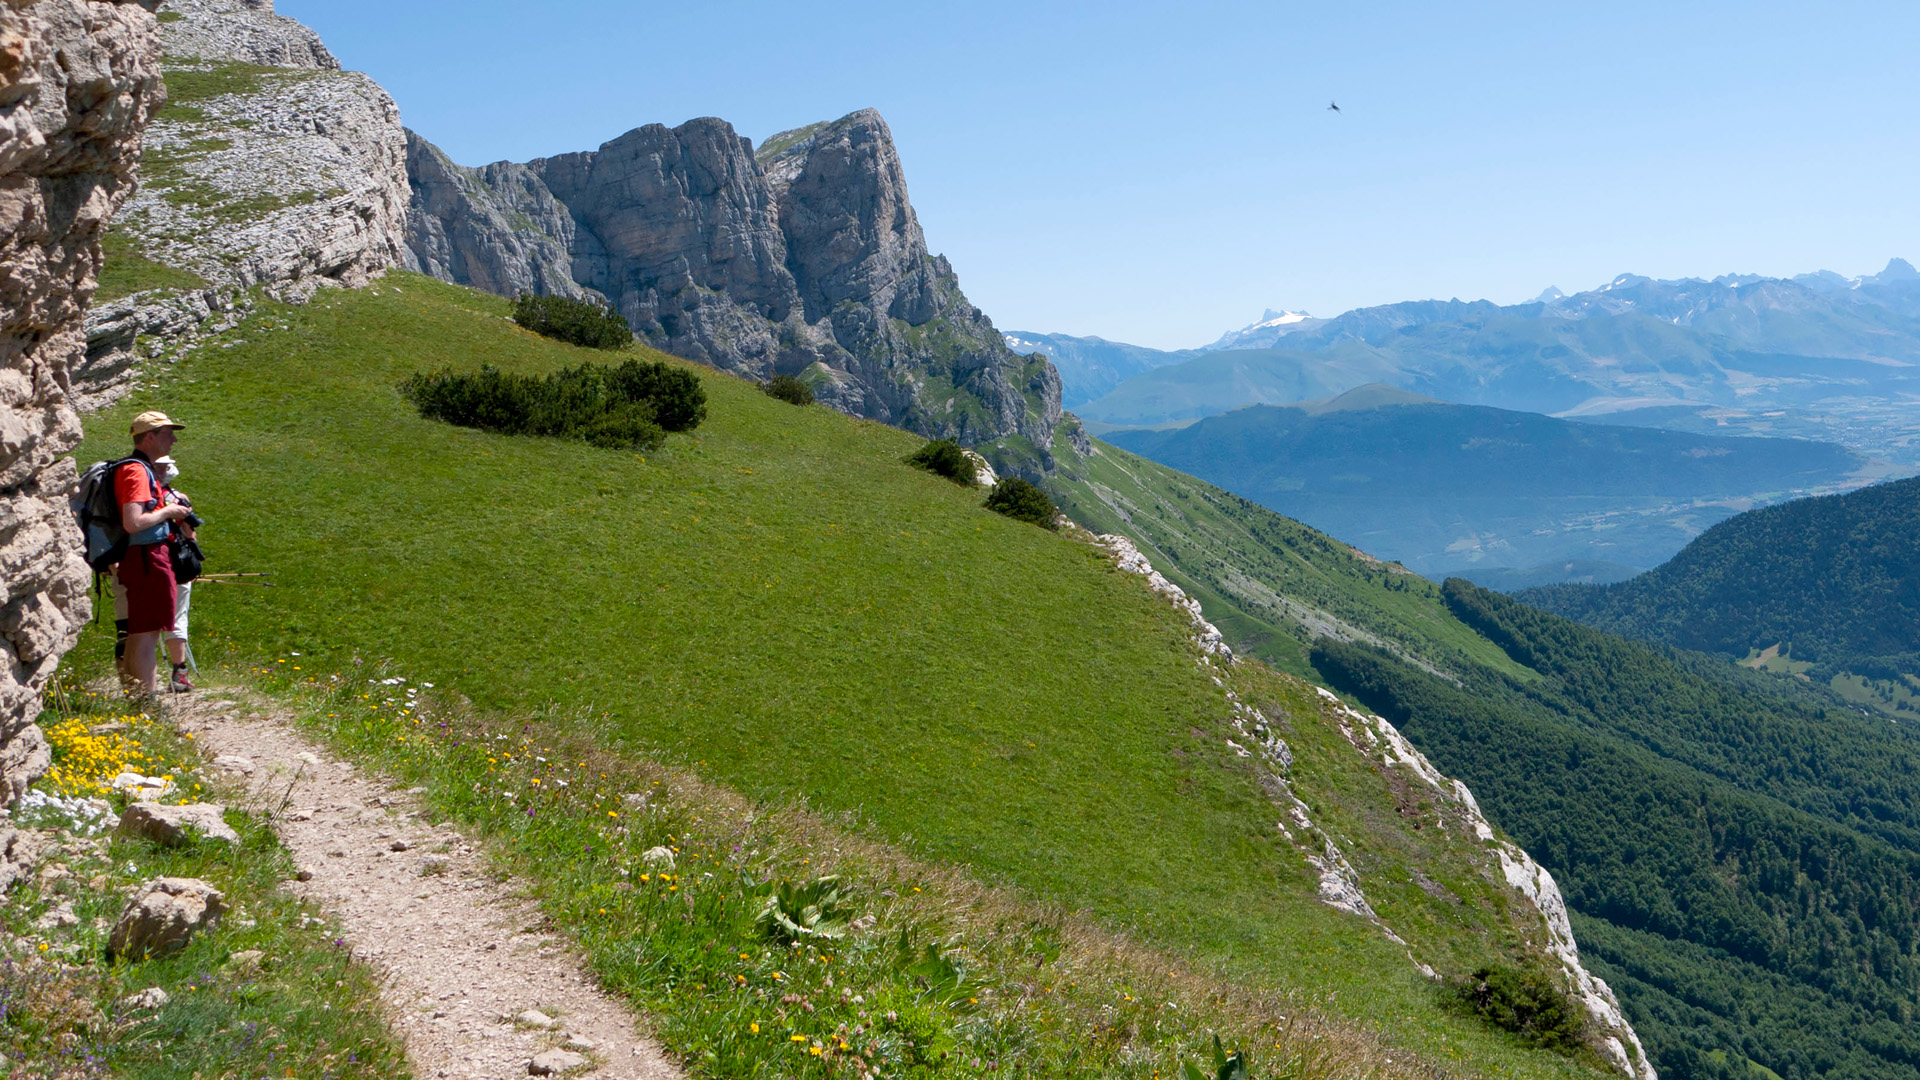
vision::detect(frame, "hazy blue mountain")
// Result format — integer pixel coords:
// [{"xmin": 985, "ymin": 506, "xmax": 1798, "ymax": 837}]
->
[
  {"xmin": 1454, "ymin": 560, "xmax": 1644, "ymax": 592},
  {"xmin": 1204, "ymin": 307, "xmax": 1327, "ymax": 349},
  {"xmin": 1079, "ymin": 260, "xmax": 1920, "ymax": 464},
  {"xmin": 1075, "ymin": 347, "xmax": 1404, "ymax": 424},
  {"xmin": 1103, "ymin": 388, "xmax": 1866, "ymax": 576},
  {"xmin": 1000, "ymin": 331, "xmax": 1194, "ymax": 409}
]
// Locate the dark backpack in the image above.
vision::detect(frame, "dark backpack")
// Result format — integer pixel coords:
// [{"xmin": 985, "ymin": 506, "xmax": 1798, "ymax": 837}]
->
[{"xmin": 72, "ymin": 457, "xmax": 157, "ymax": 573}]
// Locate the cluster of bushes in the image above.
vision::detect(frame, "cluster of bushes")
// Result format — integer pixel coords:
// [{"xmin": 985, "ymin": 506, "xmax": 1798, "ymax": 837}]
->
[
  {"xmin": 763, "ymin": 374, "xmax": 814, "ymax": 406},
  {"xmin": 400, "ymin": 359, "xmax": 706, "ymax": 451},
  {"xmin": 907, "ymin": 439, "xmax": 976, "ymax": 486},
  {"xmin": 1451, "ymin": 965, "xmax": 1585, "ymax": 1051},
  {"xmin": 986, "ymin": 477, "xmax": 1058, "ymax": 528},
  {"xmin": 512, "ymin": 293, "xmax": 634, "ymax": 350},
  {"xmin": 906, "ymin": 439, "xmax": 1058, "ymax": 528}
]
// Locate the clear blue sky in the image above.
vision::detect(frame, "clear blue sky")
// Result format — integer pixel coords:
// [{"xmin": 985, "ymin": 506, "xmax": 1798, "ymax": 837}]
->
[{"xmin": 283, "ymin": 0, "xmax": 1920, "ymax": 350}]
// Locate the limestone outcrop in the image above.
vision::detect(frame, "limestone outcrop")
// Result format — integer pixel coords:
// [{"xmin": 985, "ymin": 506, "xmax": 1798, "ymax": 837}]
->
[
  {"xmin": 77, "ymin": 0, "xmax": 407, "ymax": 400},
  {"xmin": 0, "ymin": 0, "xmax": 164, "ymax": 804},
  {"xmin": 109, "ymin": 875, "xmax": 227, "ymax": 959},
  {"xmin": 159, "ymin": 0, "xmax": 335, "ymax": 70},
  {"xmin": 1103, "ymin": 530, "xmax": 1655, "ymax": 1078},
  {"xmin": 404, "ymin": 110, "xmax": 1063, "ymax": 472},
  {"xmin": 402, "ymin": 131, "xmax": 586, "ymax": 303}
]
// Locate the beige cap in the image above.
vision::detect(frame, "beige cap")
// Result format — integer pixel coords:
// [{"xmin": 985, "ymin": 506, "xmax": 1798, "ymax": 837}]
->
[{"xmin": 129, "ymin": 411, "xmax": 184, "ymax": 437}]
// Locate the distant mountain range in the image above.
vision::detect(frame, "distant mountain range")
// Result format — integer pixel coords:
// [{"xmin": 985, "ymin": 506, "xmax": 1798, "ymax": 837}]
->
[
  {"xmin": 999, "ymin": 331, "xmax": 1195, "ymax": 410},
  {"xmin": 1019, "ymin": 260, "xmax": 1920, "ymax": 465},
  {"xmin": 1102, "ymin": 386, "xmax": 1870, "ymax": 578}
]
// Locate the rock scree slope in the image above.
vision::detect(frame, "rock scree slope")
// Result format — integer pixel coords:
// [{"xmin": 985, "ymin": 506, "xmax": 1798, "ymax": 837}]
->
[
  {"xmin": 0, "ymin": 0, "xmax": 163, "ymax": 803},
  {"xmin": 403, "ymin": 110, "xmax": 1066, "ymax": 472},
  {"xmin": 79, "ymin": 0, "xmax": 409, "ymax": 403}
]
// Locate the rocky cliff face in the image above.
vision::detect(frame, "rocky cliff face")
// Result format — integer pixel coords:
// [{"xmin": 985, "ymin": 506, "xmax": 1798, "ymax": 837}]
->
[
  {"xmin": 78, "ymin": 0, "xmax": 407, "ymax": 402},
  {"xmin": 405, "ymin": 110, "xmax": 1063, "ymax": 472},
  {"xmin": 158, "ymin": 0, "xmax": 334, "ymax": 69},
  {"xmin": 0, "ymin": 0, "xmax": 164, "ymax": 802},
  {"xmin": 402, "ymin": 131, "xmax": 585, "ymax": 303}
]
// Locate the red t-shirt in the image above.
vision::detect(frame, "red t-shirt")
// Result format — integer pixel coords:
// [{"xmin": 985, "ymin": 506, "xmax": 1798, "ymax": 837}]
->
[{"xmin": 114, "ymin": 459, "xmax": 161, "ymax": 509}]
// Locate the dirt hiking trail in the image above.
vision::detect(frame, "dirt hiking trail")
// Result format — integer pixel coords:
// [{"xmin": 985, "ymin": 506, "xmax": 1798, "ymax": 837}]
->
[{"xmin": 171, "ymin": 689, "xmax": 681, "ymax": 1080}]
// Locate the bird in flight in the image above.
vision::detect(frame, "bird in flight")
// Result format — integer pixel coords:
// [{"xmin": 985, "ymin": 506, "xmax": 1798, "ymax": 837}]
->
[{"xmin": 1328, "ymin": 101, "xmax": 1341, "ymax": 113}]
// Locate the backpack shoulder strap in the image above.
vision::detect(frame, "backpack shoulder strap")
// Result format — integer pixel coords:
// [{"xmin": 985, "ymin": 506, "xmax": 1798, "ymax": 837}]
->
[{"xmin": 108, "ymin": 457, "xmax": 159, "ymax": 504}]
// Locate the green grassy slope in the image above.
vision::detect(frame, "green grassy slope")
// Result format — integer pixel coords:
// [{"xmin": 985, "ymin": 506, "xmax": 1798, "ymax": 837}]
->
[
  {"xmin": 1045, "ymin": 438, "xmax": 1533, "ymax": 682},
  {"xmin": 78, "ymin": 274, "xmax": 1610, "ymax": 1079}
]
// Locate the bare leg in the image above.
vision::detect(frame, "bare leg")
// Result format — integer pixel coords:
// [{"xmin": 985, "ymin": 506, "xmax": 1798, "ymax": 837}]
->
[
  {"xmin": 126, "ymin": 631, "xmax": 162, "ymax": 696},
  {"xmin": 166, "ymin": 637, "xmax": 187, "ymax": 666}
]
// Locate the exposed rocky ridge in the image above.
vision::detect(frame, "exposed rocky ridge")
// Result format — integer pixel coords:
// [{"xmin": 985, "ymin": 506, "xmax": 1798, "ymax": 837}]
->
[
  {"xmin": 77, "ymin": 0, "xmax": 406, "ymax": 402},
  {"xmin": 403, "ymin": 110, "xmax": 1063, "ymax": 472},
  {"xmin": 1101, "ymin": 533, "xmax": 1653, "ymax": 1076},
  {"xmin": 158, "ymin": 0, "xmax": 335, "ymax": 70},
  {"xmin": 0, "ymin": 0, "xmax": 164, "ymax": 802}
]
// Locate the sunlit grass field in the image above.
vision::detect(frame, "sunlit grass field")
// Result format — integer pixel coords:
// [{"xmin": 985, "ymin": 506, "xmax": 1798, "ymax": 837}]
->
[{"xmin": 70, "ymin": 273, "xmax": 1609, "ymax": 1078}]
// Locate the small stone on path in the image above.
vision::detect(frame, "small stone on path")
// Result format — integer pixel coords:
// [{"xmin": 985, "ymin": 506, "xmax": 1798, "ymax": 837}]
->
[
  {"xmin": 530, "ymin": 1048, "xmax": 587, "ymax": 1075},
  {"xmin": 517, "ymin": 1009, "xmax": 557, "ymax": 1029}
]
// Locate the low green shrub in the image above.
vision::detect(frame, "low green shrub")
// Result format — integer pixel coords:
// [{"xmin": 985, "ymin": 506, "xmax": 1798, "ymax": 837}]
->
[
  {"xmin": 1452, "ymin": 965, "xmax": 1585, "ymax": 1051},
  {"xmin": 907, "ymin": 439, "xmax": 977, "ymax": 486},
  {"xmin": 399, "ymin": 359, "xmax": 706, "ymax": 451},
  {"xmin": 985, "ymin": 477, "xmax": 1059, "ymax": 529},
  {"xmin": 511, "ymin": 293, "xmax": 634, "ymax": 350},
  {"xmin": 762, "ymin": 373, "xmax": 814, "ymax": 406}
]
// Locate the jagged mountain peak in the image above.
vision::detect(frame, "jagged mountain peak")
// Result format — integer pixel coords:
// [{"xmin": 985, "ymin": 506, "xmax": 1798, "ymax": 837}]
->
[{"xmin": 404, "ymin": 109, "xmax": 1063, "ymax": 471}]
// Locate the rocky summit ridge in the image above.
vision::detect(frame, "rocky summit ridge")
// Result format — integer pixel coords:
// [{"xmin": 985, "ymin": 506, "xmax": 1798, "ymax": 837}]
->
[{"xmin": 404, "ymin": 112, "xmax": 1067, "ymax": 472}]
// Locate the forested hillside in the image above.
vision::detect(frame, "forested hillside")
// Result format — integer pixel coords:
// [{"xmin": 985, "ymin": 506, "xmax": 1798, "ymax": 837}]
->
[
  {"xmin": 1311, "ymin": 581, "xmax": 1920, "ymax": 1080},
  {"xmin": 1522, "ymin": 477, "xmax": 1920, "ymax": 715}
]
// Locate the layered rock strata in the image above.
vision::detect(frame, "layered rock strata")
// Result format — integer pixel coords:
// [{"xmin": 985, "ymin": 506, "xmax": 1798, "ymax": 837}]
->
[
  {"xmin": 404, "ymin": 110, "xmax": 1063, "ymax": 470},
  {"xmin": 78, "ymin": 0, "xmax": 406, "ymax": 400},
  {"xmin": 0, "ymin": 0, "xmax": 164, "ymax": 803}
]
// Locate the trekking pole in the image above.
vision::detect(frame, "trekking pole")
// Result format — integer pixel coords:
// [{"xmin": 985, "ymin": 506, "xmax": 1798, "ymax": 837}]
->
[
  {"xmin": 200, "ymin": 579, "xmax": 274, "ymax": 586},
  {"xmin": 198, "ymin": 572, "xmax": 272, "ymax": 579}
]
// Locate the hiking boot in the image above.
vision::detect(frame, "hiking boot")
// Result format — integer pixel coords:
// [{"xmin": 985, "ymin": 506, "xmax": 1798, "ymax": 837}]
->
[{"xmin": 169, "ymin": 665, "xmax": 194, "ymax": 693}]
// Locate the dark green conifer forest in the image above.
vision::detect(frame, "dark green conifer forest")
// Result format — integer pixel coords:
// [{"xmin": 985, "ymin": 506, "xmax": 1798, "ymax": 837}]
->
[{"xmin": 1312, "ymin": 580, "xmax": 1920, "ymax": 1080}]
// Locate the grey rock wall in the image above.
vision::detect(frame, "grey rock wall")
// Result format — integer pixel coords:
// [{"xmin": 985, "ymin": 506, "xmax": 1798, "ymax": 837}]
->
[
  {"xmin": 401, "ymin": 130, "xmax": 588, "ymax": 302},
  {"xmin": 159, "ymin": 0, "xmax": 335, "ymax": 69},
  {"xmin": 77, "ymin": 0, "xmax": 407, "ymax": 401},
  {"xmin": 405, "ymin": 110, "xmax": 1064, "ymax": 471},
  {"xmin": 0, "ymin": 0, "xmax": 164, "ymax": 803}
]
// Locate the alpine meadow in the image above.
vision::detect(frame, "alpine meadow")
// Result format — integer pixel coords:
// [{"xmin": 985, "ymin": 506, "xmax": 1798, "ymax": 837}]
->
[{"xmin": 5, "ymin": 4, "xmax": 1919, "ymax": 1080}]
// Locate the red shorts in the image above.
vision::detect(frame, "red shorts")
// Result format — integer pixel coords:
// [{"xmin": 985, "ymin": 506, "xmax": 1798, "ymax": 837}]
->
[{"xmin": 118, "ymin": 544, "xmax": 177, "ymax": 634}]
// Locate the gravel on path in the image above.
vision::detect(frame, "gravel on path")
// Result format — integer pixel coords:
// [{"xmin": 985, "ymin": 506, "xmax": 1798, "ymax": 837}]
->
[{"xmin": 173, "ymin": 690, "xmax": 681, "ymax": 1080}]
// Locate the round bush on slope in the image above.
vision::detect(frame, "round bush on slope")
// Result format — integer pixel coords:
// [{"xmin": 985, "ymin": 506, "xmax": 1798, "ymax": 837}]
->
[
  {"xmin": 907, "ymin": 439, "xmax": 977, "ymax": 486},
  {"xmin": 984, "ymin": 477, "xmax": 1058, "ymax": 529},
  {"xmin": 763, "ymin": 374, "xmax": 814, "ymax": 406},
  {"xmin": 512, "ymin": 293, "xmax": 634, "ymax": 350}
]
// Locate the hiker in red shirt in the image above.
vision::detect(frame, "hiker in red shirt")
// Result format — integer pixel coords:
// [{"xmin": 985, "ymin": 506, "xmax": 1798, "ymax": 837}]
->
[{"xmin": 117, "ymin": 411, "xmax": 195, "ymax": 696}]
